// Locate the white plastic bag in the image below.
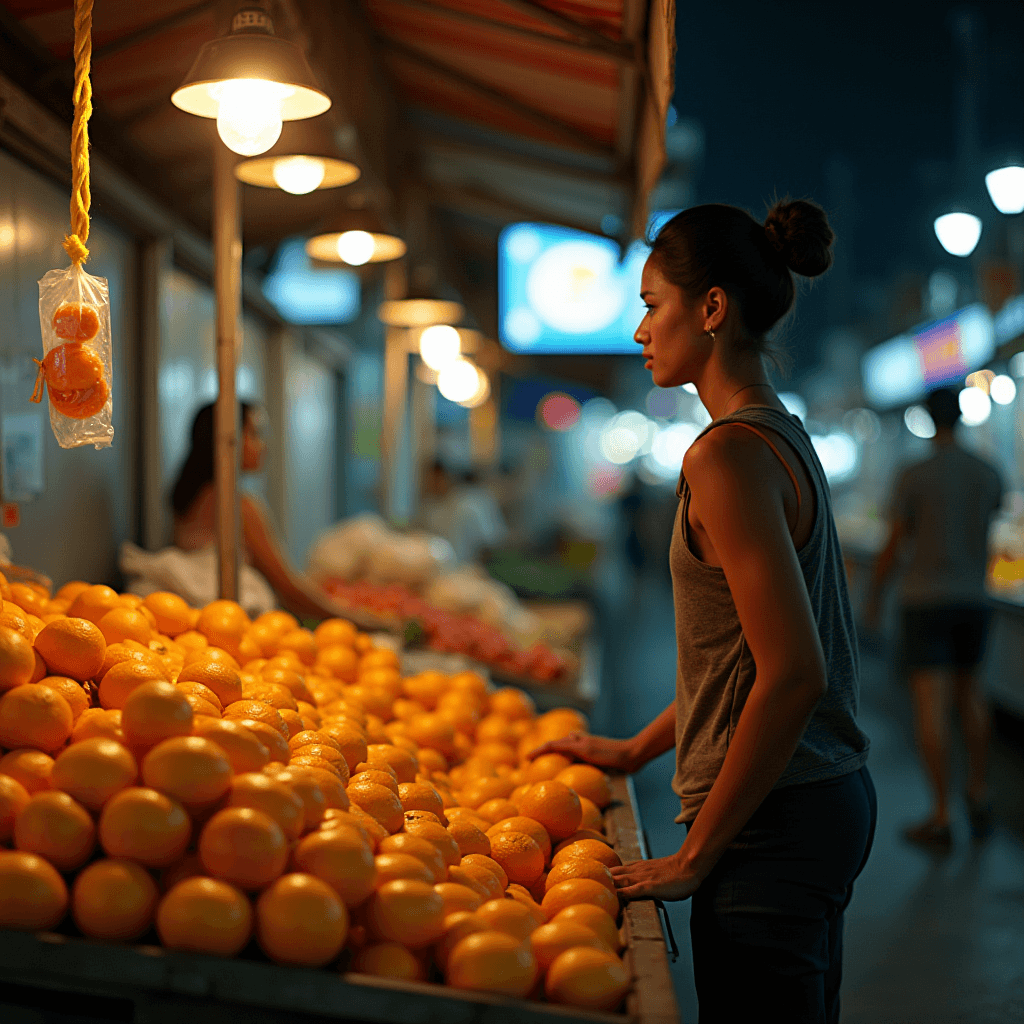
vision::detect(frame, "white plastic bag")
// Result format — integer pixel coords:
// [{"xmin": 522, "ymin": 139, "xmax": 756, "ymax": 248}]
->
[{"xmin": 32, "ymin": 262, "xmax": 113, "ymax": 449}]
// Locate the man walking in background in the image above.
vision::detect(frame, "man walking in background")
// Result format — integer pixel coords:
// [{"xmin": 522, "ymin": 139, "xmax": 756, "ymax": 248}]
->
[{"xmin": 867, "ymin": 387, "xmax": 1004, "ymax": 851}]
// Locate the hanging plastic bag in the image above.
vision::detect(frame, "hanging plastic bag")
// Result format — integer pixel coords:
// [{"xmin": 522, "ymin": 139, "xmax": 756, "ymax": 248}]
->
[
  {"xmin": 32, "ymin": 264, "xmax": 113, "ymax": 449},
  {"xmin": 28, "ymin": 0, "xmax": 113, "ymax": 450}
]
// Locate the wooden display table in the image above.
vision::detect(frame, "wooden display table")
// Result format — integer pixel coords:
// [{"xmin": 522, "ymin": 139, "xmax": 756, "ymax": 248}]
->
[{"xmin": 0, "ymin": 778, "xmax": 678, "ymax": 1024}]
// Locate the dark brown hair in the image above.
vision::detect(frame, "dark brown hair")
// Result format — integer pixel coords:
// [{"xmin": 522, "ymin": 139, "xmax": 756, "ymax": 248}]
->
[
  {"xmin": 171, "ymin": 401, "xmax": 255, "ymax": 516},
  {"xmin": 647, "ymin": 199, "xmax": 835, "ymax": 351}
]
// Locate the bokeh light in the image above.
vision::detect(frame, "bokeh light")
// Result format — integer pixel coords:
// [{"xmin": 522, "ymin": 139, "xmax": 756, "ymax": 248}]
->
[
  {"xmin": 538, "ymin": 392, "xmax": 582, "ymax": 431},
  {"xmin": 437, "ymin": 358, "xmax": 480, "ymax": 403},
  {"xmin": 335, "ymin": 230, "xmax": 376, "ymax": 265},
  {"xmin": 933, "ymin": 213, "xmax": 982, "ymax": 257},
  {"xmin": 958, "ymin": 386, "xmax": 991, "ymax": 426},
  {"xmin": 904, "ymin": 405, "xmax": 936, "ymax": 438},
  {"xmin": 990, "ymin": 374, "xmax": 1017, "ymax": 405},
  {"xmin": 419, "ymin": 324, "xmax": 461, "ymax": 370}
]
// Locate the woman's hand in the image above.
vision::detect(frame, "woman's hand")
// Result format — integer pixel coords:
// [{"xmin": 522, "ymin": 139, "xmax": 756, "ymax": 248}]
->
[
  {"xmin": 527, "ymin": 732, "xmax": 639, "ymax": 773},
  {"xmin": 611, "ymin": 853, "xmax": 702, "ymax": 902}
]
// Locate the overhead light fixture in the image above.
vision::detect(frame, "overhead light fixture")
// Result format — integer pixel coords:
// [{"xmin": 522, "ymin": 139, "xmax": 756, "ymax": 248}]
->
[
  {"xmin": 934, "ymin": 212, "xmax": 982, "ymax": 257},
  {"xmin": 171, "ymin": 5, "xmax": 331, "ymax": 156},
  {"xmin": 985, "ymin": 166, "xmax": 1024, "ymax": 215},
  {"xmin": 305, "ymin": 208, "xmax": 406, "ymax": 266},
  {"xmin": 235, "ymin": 154, "xmax": 360, "ymax": 194},
  {"xmin": 419, "ymin": 324, "xmax": 461, "ymax": 370},
  {"xmin": 438, "ymin": 358, "xmax": 488, "ymax": 406},
  {"xmin": 378, "ymin": 297, "xmax": 464, "ymax": 327}
]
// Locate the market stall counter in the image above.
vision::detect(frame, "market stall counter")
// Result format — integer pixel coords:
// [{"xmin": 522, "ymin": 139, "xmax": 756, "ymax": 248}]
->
[{"xmin": 0, "ymin": 776, "xmax": 678, "ymax": 1024}]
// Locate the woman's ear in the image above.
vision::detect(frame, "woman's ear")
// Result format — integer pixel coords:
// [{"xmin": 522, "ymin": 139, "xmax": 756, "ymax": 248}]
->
[{"xmin": 704, "ymin": 287, "xmax": 728, "ymax": 331}]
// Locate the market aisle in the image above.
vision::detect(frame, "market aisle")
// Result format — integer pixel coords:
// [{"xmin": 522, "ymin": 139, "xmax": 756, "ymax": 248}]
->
[{"xmin": 599, "ymin": 568, "xmax": 1024, "ymax": 1023}]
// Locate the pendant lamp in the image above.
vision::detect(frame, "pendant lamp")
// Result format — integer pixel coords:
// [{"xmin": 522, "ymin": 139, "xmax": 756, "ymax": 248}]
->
[
  {"xmin": 306, "ymin": 208, "xmax": 407, "ymax": 266},
  {"xmin": 235, "ymin": 154, "xmax": 360, "ymax": 194},
  {"xmin": 171, "ymin": 5, "xmax": 331, "ymax": 157}
]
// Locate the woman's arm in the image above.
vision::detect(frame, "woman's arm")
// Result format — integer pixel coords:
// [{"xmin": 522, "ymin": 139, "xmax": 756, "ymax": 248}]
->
[
  {"xmin": 612, "ymin": 427, "xmax": 828, "ymax": 900},
  {"xmin": 527, "ymin": 701, "xmax": 676, "ymax": 774},
  {"xmin": 240, "ymin": 496, "xmax": 353, "ymax": 623}
]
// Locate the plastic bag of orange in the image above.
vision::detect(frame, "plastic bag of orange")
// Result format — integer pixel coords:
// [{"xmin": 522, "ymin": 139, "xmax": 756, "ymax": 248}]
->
[{"xmin": 32, "ymin": 262, "xmax": 114, "ymax": 449}]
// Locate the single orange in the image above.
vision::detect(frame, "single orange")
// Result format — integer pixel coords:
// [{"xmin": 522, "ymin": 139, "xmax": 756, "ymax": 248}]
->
[
  {"xmin": 397, "ymin": 781, "xmax": 445, "ymax": 820},
  {"xmin": 99, "ymin": 787, "xmax": 191, "ymax": 868},
  {"xmin": 402, "ymin": 818, "xmax": 462, "ymax": 867},
  {"xmin": 552, "ymin": 829, "xmax": 611, "ymax": 854},
  {"xmin": 199, "ymin": 807, "xmax": 287, "ymax": 891},
  {"xmin": 555, "ymin": 764, "xmax": 613, "ymax": 809},
  {"xmin": 36, "ymin": 676, "xmax": 88, "ymax": 720},
  {"xmin": 140, "ymin": 592, "xmax": 192, "ymax": 637},
  {"xmin": 174, "ymin": 630, "xmax": 208, "ymax": 654},
  {"xmin": 434, "ymin": 881, "xmax": 483, "ymax": 916},
  {"xmin": 49, "ymin": 376, "xmax": 109, "ymax": 416},
  {"xmin": 0, "ymin": 683, "xmax": 73, "ymax": 753},
  {"xmin": 447, "ymin": 820, "xmax": 491, "ymax": 858},
  {"xmin": 474, "ymin": 798, "xmax": 520, "ymax": 825},
  {"xmin": 98, "ymin": 658, "xmax": 167, "ymax": 709},
  {"xmin": 96, "ymin": 639, "xmax": 165, "ymax": 682},
  {"xmin": 365, "ymin": 878, "xmax": 445, "ymax": 948},
  {"xmin": 14, "ymin": 789, "xmax": 95, "ymax": 871},
  {"xmin": 545, "ymin": 946, "xmax": 629, "ymax": 1011},
  {"xmin": 175, "ymin": 680, "xmax": 223, "ymax": 713},
  {"xmin": 9, "ymin": 583, "xmax": 48, "ymax": 617},
  {"xmin": 256, "ymin": 872, "xmax": 347, "ymax": 966},
  {"xmin": 276, "ymin": 629, "xmax": 318, "ymax": 667},
  {"xmin": 294, "ymin": 826, "xmax": 376, "ymax": 908},
  {"xmin": 525, "ymin": 752, "xmax": 573, "ymax": 784},
  {"xmin": 535, "ymin": 708, "xmax": 589, "ymax": 742},
  {"xmin": 243, "ymin": 680, "xmax": 298, "ymax": 712},
  {"xmin": 97, "ymin": 608, "xmax": 152, "ymax": 647},
  {"xmin": 196, "ymin": 600, "xmax": 249, "ymax": 656},
  {"xmin": 156, "ymin": 876, "xmax": 253, "ymax": 956},
  {"xmin": 517, "ymin": 780, "xmax": 582, "ymax": 841},
  {"xmin": 552, "ymin": 839, "xmax": 621, "ymax": 871},
  {"xmin": 460, "ymin": 853, "xmax": 508, "ymax": 890},
  {"xmin": 475, "ymin": 896, "xmax": 540, "ymax": 942},
  {"xmin": 579, "ymin": 796, "xmax": 603, "ymax": 831},
  {"xmin": 265, "ymin": 767, "xmax": 326, "ymax": 832},
  {"xmin": 0, "ymin": 774, "xmax": 31, "ymax": 843},
  {"xmin": 350, "ymin": 941, "xmax": 427, "ymax": 981},
  {"xmin": 552, "ymin": 903, "xmax": 622, "ymax": 951},
  {"xmin": 373, "ymin": 852, "xmax": 434, "ymax": 886},
  {"xmin": 121, "ymin": 681, "xmax": 193, "ymax": 752},
  {"xmin": 223, "ymin": 700, "xmax": 288, "ymax": 740},
  {"xmin": 50, "ymin": 737, "xmax": 138, "ymax": 811},
  {"xmin": 446, "ymin": 930, "xmax": 538, "ymax": 996},
  {"xmin": 66, "ymin": 585, "xmax": 120, "ymax": 626},
  {"xmin": 486, "ymin": 831, "xmax": 544, "ymax": 887},
  {"xmin": 0, "ymin": 626, "xmax": 41, "ymax": 692},
  {"xmin": 451, "ymin": 863, "xmax": 502, "ymax": 901},
  {"xmin": 541, "ymin": 878, "xmax": 620, "ymax": 921},
  {"xmin": 71, "ymin": 708, "xmax": 124, "ymax": 745},
  {"xmin": 0, "ymin": 850, "xmax": 68, "ymax": 930},
  {"xmin": 192, "ymin": 718, "xmax": 270, "ymax": 774},
  {"xmin": 52, "ymin": 302, "xmax": 100, "ymax": 341},
  {"xmin": 177, "ymin": 659, "xmax": 243, "ymax": 708},
  {"xmin": 346, "ymin": 781, "xmax": 404, "ymax": 834},
  {"xmin": 314, "ymin": 618, "xmax": 357, "ymax": 648},
  {"xmin": 142, "ymin": 736, "xmax": 233, "ymax": 810},
  {"xmin": 434, "ymin": 911, "xmax": 489, "ymax": 972},
  {"xmin": 72, "ymin": 858, "xmax": 159, "ymax": 941},
  {"xmin": 226, "ymin": 772, "xmax": 304, "ymax": 841},
  {"xmin": 377, "ymin": 833, "xmax": 446, "ymax": 884},
  {"xmin": 234, "ymin": 717, "xmax": 290, "ymax": 765},
  {"xmin": 487, "ymin": 816, "xmax": 552, "ymax": 862},
  {"xmin": 366, "ymin": 743, "xmax": 418, "ymax": 784},
  {"xmin": 545, "ymin": 857, "xmax": 615, "ymax": 893}
]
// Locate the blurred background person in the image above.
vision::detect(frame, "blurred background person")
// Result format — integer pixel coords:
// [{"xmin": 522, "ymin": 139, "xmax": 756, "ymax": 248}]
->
[
  {"xmin": 419, "ymin": 458, "xmax": 509, "ymax": 564},
  {"xmin": 866, "ymin": 387, "xmax": 1004, "ymax": 850},
  {"xmin": 172, "ymin": 401, "xmax": 352, "ymax": 622}
]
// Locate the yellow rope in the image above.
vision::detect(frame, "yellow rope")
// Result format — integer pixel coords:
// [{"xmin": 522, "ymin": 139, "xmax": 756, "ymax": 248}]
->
[{"xmin": 63, "ymin": 0, "xmax": 93, "ymax": 265}]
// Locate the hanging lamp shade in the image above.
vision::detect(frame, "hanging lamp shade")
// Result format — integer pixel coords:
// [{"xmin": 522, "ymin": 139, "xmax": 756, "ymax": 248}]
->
[
  {"xmin": 171, "ymin": 6, "xmax": 331, "ymax": 156},
  {"xmin": 378, "ymin": 297, "xmax": 465, "ymax": 327},
  {"xmin": 306, "ymin": 208, "xmax": 406, "ymax": 266},
  {"xmin": 235, "ymin": 154, "xmax": 360, "ymax": 194}
]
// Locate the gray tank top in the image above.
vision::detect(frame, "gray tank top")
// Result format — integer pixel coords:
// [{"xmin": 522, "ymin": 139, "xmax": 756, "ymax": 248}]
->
[{"xmin": 670, "ymin": 406, "xmax": 870, "ymax": 824}]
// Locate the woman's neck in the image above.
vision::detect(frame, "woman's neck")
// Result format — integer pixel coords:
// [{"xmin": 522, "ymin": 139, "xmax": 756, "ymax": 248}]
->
[{"xmin": 694, "ymin": 356, "xmax": 778, "ymax": 421}]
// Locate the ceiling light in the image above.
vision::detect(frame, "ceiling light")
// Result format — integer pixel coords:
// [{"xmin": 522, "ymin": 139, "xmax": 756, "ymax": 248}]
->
[
  {"xmin": 235, "ymin": 155, "xmax": 359, "ymax": 193},
  {"xmin": 985, "ymin": 166, "xmax": 1024, "ymax": 215},
  {"xmin": 419, "ymin": 325, "xmax": 461, "ymax": 370},
  {"xmin": 934, "ymin": 213, "xmax": 982, "ymax": 257}
]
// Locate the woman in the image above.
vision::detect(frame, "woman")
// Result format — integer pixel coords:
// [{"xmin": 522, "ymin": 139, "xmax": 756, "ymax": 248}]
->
[
  {"xmin": 532, "ymin": 201, "xmax": 875, "ymax": 1023},
  {"xmin": 172, "ymin": 402, "xmax": 350, "ymax": 622}
]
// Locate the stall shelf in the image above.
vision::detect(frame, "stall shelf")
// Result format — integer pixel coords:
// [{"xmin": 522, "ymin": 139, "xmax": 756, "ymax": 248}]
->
[{"xmin": 0, "ymin": 777, "xmax": 679, "ymax": 1024}]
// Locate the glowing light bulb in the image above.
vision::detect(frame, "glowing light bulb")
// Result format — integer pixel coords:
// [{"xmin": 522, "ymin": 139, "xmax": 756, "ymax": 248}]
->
[
  {"xmin": 959, "ymin": 386, "xmax": 991, "ymax": 425},
  {"xmin": 335, "ymin": 230, "xmax": 376, "ymax": 266},
  {"xmin": 419, "ymin": 324, "xmax": 461, "ymax": 369},
  {"xmin": 933, "ymin": 213, "xmax": 982, "ymax": 257},
  {"xmin": 213, "ymin": 79, "xmax": 291, "ymax": 156},
  {"xmin": 985, "ymin": 166, "xmax": 1024, "ymax": 215},
  {"xmin": 437, "ymin": 358, "xmax": 479, "ymax": 402},
  {"xmin": 272, "ymin": 156, "xmax": 326, "ymax": 194}
]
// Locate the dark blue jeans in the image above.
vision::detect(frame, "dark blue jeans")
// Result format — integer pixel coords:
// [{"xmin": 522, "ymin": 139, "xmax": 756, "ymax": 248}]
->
[{"xmin": 688, "ymin": 766, "xmax": 877, "ymax": 1024}]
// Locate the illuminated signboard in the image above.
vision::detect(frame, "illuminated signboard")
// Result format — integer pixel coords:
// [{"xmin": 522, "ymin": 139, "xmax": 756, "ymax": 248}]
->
[
  {"xmin": 861, "ymin": 304, "xmax": 995, "ymax": 409},
  {"xmin": 498, "ymin": 216, "xmax": 678, "ymax": 354}
]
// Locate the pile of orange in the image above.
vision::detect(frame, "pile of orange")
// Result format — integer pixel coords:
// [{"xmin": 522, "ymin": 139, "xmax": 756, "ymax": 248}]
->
[{"xmin": 0, "ymin": 569, "xmax": 630, "ymax": 1012}]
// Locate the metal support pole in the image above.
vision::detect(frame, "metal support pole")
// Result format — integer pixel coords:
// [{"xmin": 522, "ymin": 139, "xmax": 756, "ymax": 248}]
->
[
  {"xmin": 213, "ymin": 142, "xmax": 242, "ymax": 600},
  {"xmin": 381, "ymin": 261, "xmax": 408, "ymax": 524}
]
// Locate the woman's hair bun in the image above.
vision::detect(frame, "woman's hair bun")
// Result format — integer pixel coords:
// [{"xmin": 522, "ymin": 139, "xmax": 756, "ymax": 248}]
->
[{"xmin": 763, "ymin": 199, "xmax": 834, "ymax": 278}]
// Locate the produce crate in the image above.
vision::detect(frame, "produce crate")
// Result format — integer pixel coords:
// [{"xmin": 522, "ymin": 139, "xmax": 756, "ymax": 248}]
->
[{"xmin": 0, "ymin": 777, "xmax": 678, "ymax": 1024}]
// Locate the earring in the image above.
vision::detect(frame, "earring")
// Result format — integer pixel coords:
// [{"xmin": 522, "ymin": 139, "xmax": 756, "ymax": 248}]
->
[{"xmin": 704, "ymin": 325, "xmax": 715, "ymax": 342}]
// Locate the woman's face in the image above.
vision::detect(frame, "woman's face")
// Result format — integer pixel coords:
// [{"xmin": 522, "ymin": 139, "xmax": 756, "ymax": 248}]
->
[
  {"xmin": 242, "ymin": 410, "xmax": 267, "ymax": 472},
  {"xmin": 634, "ymin": 258, "xmax": 705, "ymax": 388}
]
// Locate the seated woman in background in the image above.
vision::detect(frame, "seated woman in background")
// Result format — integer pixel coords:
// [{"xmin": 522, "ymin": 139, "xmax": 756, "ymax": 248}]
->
[{"xmin": 172, "ymin": 402, "xmax": 349, "ymax": 622}]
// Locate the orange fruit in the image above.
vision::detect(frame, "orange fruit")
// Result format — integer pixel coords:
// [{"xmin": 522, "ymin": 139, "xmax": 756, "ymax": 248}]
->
[
  {"xmin": 460, "ymin": 853, "xmax": 508, "ymax": 890},
  {"xmin": 346, "ymin": 685, "xmax": 394, "ymax": 721},
  {"xmin": 199, "ymin": 807, "xmax": 287, "ymax": 890},
  {"xmin": 54, "ymin": 581, "xmax": 89, "ymax": 604},
  {"xmin": 223, "ymin": 700, "xmax": 288, "ymax": 741},
  {"xmin": 314, "ymin": 618, "xmax": 357, "ymax": 648},
  {"xmin": 475, "ymin": 896, "xmax": 540, "ymax": 942},
  {"xmin": 99, "ymin": 659, "xmax": 167, "ymax": 709},
  {"xmin": 552, "ymin": 830, "xmax": 611, "ymax": 857},
  {"xmin": 36, "ymin": 676, "xmax": 88, "ymax": 720},
  {"xmin": 474, "ymin": 798, "xmax": 520, "ymax": 825},
  {"xmin": 142, "ymin": 736, "xmax": 233, "ymax": 810},
  {"xmin": 121, "ymin": 681, "xmax": 193, "ymax": 752},
  {"xmin": 319, "ymin": 722, "xmax": 367, "ymax": 772},
  {"xmin": 67, "ymin": 585, "xmax": 120, "ymax": 625},
  {"xmin": 99, "ymin": 787, "xmax": 191, "ymax": 868},
  {"xmin": 366, "ymin": 743, "xmax": 418, "ymax": 783},
  {"xmin": 489, "ymin": 687, "xmax": 535, "ymax": 720},
  {"xmin": 525, "ymin": 753, "xmax": 573, "ymax": 784},
  {"xmin": 226, "ymin": 772, "xmax": 304, "ymax": 840},
  {"xmin": 552, "ymin": 903, "xmax": 622, "ymax": 951},
  {"xmin": 289, "ymin": 730, "xmax": 343, "ymax": 755},
  {"xmin": 14, "ymin": 790, "xmax": 95, "ymax": 871},
  {"xmin": 256, "ymin": 873, "xmax": 347, "ymax": 966},
  {"xmin": 156, "ymin": 876, "xmax": 253, "ymax": 956},
  {"xmin": 350, "ymin": 941, "xmax": 427, "ymax": 981},
  {"xmin": 176, "ymin": 681, "xmax": 223, "ymax": 713},
  {"xmin": 518, "ymin": 780, "xmax": 582, "ymax": 841},
  {"xmin": 346, "ymin": 781, "xmax": 403, "ymax": 834},
  {"xmin": 196, "ymin": 600, "xmax": 249, "ymax": 655},
  {"xmin": 529, "ymin": 919, "xmax": 606, "ymax": 973},
  {"xmin": 373, "ymin": 852, "xmax": 434, "ymax": 886},
  {"xmin": 555, "ymin": 764, "xmax": 613, "ymax": 809},
  {"xmin": 0, "ymin": 683, "xmax": 73, "ymax": 753},
  {"xmin": 51, "ymin": 302, "xmax": 100, "ymax": 341},
  {"xmin": 545, "ymin": 857, "xmax": 615, "ymax": 893},
  {"xmin": 434, "ymin": 910, "xmax": 489, "ymax": 971},
  {"xmin": 177, "ymin": 660, "xmax": 243, "ymax": 708},
  {"xmin": 451, "ymin": 862, "xmax": 502, "ymax": 901},
  {"xmin": 0, "ymin": 748, "xmax": 55, "ymax": 793},
  {"xmin": 9, "ymin": 583, "xmax": 48, "ymax": 617},
  {"xmin": 294, "ymin": 826, "xmax": 376, "ymax": 907},
  {"xmin": 545, "ymin": 946, "xmax": 629, "ymax": 1010},
  {"xmin": 261, "ymin": 667, "xmax": 313, "ymax": 704},
  {"xmin": 175, "ymin": 630, "xmax": 208, "ymax": 654},
  {"xmin": 97, "ymin": 608, "xmax": 152, "ymax": 647},
  {"xmin": 579, "ymin": 796, "xmax": 603, "ymax": 831},
  {"xmin": 552, "ymin": 839, "xmax": 621, "ymax": 870},
  {"xmin": 50, "ymin": 737, "xmax": 138, "ymax": 811},
  {"xmin": 292, "ymin": 743, "xmax": 349, "ymax": 777},
  {"xmin": 402, "ymin": 818, "xmax": 461, "ymax": 867},
  {"xmin": 0, "ymin": 850, "xmax": 68, "ymax": 930},
  {"xmin": 542, "ymin": 878, "xmax": 620, "ymax": 921},
  {"xmin": 192, "ymin": 717, "xmax": 270, "ymax": 774},
  {"xmin": 447, "ymin": 820, "xmax": 491, "ymax": 858},
  {"xmin": 397, "ymin": 781, "xmax": 444, "ymax": 819},
  {"xmin": 378, "ymin": 833, "xmax": 446, "ymax": 883},
  {"xmin": 0, "ymin": 604, "xmax": 31, "ymax": 639},
  {"xmin": 434, "ymin": 881, "xmax": 483, "ymax": 916},
  {"xmin": 142, "ymin": 593, "xmax": 192, "ymax": 637},
  {"xmin": 365, "ymin": 878, "xmax": 445, "ymax": 948},
  {"xmin": 234, "ymin": 718, "xmax": 290, "ymax": 764},
  {"xmin": 350, "ymin": 770, "xmax": 398, "ymax": 797},
  {"xmin": 0, "ymin": 773, "xmax": 31, "ymax": 843},
  {"xmin": 243, "ymin": 681, "xmax": 298, "ymax": 712},
  {"xmin": 487, "ymin": 816, "xmax": 552, "ymax": 862},
  {"xmin": 460, "ymin": 775, "xmax": 515, "ymax": 810},
  {"xmin": 72, "ymin": 858, "xmax": 159, "ymax": 941},
  {"xmin": 344, "ymin": 807, "xmax": 388, "ymax": 849},
  {"xmin": 446, "ymin": 930, "xmax": 537, "ymax": 996},
  {"xmin": 473, "ymin": 741, "xmax": 517, "ymax": 767},
  {"xmin": 0, "ymin": 626, "xmax": 41, "ymax": 691},
  {"xmin": 276, "ymin": 629, "xmax": 318, "ymax": 667},
  {"xmin": 97, "ymin": 640, "xmax": 166, "ymax": 682},
  {"xmin": 445, "ymin": 806, "xmax": 491, "ymax": 832}
]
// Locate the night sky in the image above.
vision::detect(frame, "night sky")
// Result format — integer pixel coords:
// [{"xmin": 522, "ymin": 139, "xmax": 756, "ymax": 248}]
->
[{"xmin": 673, "ymin": 0, "xmax": 1024, "ymax": 376}]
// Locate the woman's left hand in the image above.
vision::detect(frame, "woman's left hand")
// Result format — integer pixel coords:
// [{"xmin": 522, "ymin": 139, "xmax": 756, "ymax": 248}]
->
[{"xmin": 610, "ymin": 854, "xmax": 702, "ymax": 902}]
